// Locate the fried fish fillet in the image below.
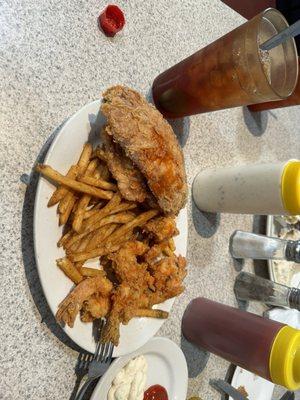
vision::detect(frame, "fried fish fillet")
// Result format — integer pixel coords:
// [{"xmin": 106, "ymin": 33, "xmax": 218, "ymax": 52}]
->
[
  {"xmin": 101, "ymin": 126, "xmax": 150, "ymax": 203},
  {"xmin": 101, "ymin": 86, "xmax": 187, "ymax": 215}
]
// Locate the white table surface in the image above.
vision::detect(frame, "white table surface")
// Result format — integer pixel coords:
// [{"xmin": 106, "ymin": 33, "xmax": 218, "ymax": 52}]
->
[{"xmin": 1, "ymin": 0, "xmax": 300, "ymax": 398}]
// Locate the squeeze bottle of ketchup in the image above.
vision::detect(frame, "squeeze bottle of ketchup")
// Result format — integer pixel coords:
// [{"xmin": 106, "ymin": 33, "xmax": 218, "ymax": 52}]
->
[{"xmin": 182, "ymin": 297, "xmax": 300, "ymax": 390}]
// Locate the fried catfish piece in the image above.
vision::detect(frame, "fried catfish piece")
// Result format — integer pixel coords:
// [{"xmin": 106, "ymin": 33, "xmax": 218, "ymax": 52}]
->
[
  {"xmin": 100, "ymin": 126, "xmax": 150, "ymax": 203},
  {"xmin": 101, "ymin": 86, "xmax": 187, "ymax": 215},
  {"xmin": 56, "ymin": 275, "xmax": 113, "ymax": 327}
]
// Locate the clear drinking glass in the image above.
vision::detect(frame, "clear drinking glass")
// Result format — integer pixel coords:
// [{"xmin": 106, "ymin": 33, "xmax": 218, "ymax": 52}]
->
[
  {"xmin": 248, "ymin": 59, "xmax": 300, "ymax": 111},
  {"xmin": 152, "ymin": 8, "xmax": 299, "ymax": 118}
]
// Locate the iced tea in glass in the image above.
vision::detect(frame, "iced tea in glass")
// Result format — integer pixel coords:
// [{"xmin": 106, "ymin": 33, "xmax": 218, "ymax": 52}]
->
[
  {"xmin": 248, "ymin": 58, "xmax": 300, "ymax": 111},
  {"xmin": 152, "ymin": 8, "xmax": 298, "ymax": 118}
]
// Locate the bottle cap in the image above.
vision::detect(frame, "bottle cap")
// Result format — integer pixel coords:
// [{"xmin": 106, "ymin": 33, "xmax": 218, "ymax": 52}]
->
[
  {"xmin": 269, "ymin": 325, "xmax": 300, "ymax": 390},
  {"xmin": 281, "ymin": 160, "xmax": 300, "ymax": 215}
]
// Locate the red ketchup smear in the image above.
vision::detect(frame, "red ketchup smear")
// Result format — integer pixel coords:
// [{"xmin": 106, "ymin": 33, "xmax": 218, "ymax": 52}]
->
[
  {"xmin": 98, "ymin": 5, "xmax": 125, "ymax": 37},
  {"xmin": 143, "ymin": 385, "xmax": 169, "ymax": 400}
]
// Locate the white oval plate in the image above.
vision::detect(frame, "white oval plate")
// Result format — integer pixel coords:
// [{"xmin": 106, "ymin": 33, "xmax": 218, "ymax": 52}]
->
[
  {"xmin": 230, "ymin": 367, "xmax": 274, "ymax": 400},
  {"xmin": 90, "ymin": 337, "xmax": 188, "ymax": 400},
  {"xmin": 33, "ymin": 100, "xmax": 188, "ymax": 357}
]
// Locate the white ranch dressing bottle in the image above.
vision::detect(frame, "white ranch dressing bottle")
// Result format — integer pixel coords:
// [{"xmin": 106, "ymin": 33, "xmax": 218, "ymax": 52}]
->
[{"xmin": 192, "ymin": 160, "xmax": 300, "ymax": 215}]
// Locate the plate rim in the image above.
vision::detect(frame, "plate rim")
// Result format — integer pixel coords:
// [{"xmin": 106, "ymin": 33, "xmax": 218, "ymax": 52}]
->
[
  {"xmin": 230, "ymin": 366, "xmax": 274, "ymax": 400},
  {"xmin": 33, "ymin": 100, "xmax": 102, "ymax": 346},
  {"xmin": 33, "ymin": 99, "xmax": 188, "ymax": 356},
  {"xmin": 90, "ymin": 336, "xmax": 188, "ymax": 400}
]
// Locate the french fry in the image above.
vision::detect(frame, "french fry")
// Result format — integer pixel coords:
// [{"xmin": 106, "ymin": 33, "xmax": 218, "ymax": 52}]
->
[
  {"xmin": 84, "ymin": 158, "xmax": 98, "ymax": 175},
  {"xmin": 66, "ymin": 212, "xmax": 133, "ymax": 250},
  {"xmin": 68, "ymin": 232, "xmax": 133, "ymax": 262},
  {"xmin": 36, "ymin": 164, "xmax": 114, "ymax": 200},
  {"xmin": 76, "ymin": 232, "xmax": 94, "ymax": 252},
  {"xmin": 52, "ymin": 144, "xmax": 92, "ymax": 209},
  {"xmin": 49, "ymin": 145, "xmax": 92, "ymax": 209},
  {"xmin": 82, "ymin": 202, "xmax": 137, "ymax": 224},
  {"xmin": 110, "ymin": 202, "xmax": 137, "ymax": 214},
  {"xmin": 68, "ymin": 239, "xmax": 83, "ymax": 253},
  {"xmin": 72, "ymin": 200, "xmax": 79, "ymax": 213},
  {"xmin": 64, "ymin": 231, "xmax": 89, "ymax": 250},
  {"xmin": 81, "ymin": 192, "xmax": 122, "ymax": 232},
  {"xmin": 79, "ymin": 267, "xmax": 105, "ymax": 277},
  {"xmin": 69, "ymin": 211, "xmax": 157, "ymax": 262},
  {"xmin": 57, "ymin": 230, "xmax": 73, "ymax": 248},
  {"xmin": 59, "ymin": 193, "xmax": 77, "ymax": 225},
  {"xmin": 56, "ymin": 258, "xmax": 83, "ymax": 284},
  {"xmin": 83, "ymin": 202, "xmax": 105, "ymax": 219},
  {"xmin": 77, "ymin": 175, "xmax": 118, "ymax": 191},
  {"xmin": 72, "ymin": 160, "xmax": 99, "ymax": 233},
  {"xmin": 69, "ymin": 244, "xmax": 116, "ymax": 262},
  {"xmin": 77, "ymin": 143, "xmax": 93, "ymax": 173},
  {"xmin": 106, "ymin": 209, "xmax": 159, "ymax": 246},
  {"xmin": 72, "ymin": 195, "xmax": 91, "ymax": 232},
  {"xmin": 58, "ymin": 190, "xmax": 75, "ymax": 214},
  {"xmin": 134, "ymin": 309, "xmax": 169, "ymax": 319},
  {"xmin": 85, "ymin": 223, "xmax": 118, "ymax": 251},
  {"xmin": 48, "ymin": 165, "xmax": 78, "ymax": 207}
]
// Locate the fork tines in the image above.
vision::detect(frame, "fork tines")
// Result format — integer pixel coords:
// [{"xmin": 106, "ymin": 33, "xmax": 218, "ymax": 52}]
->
[{"xmin": 94, "ymin": 319, "xmax": 114, "ymax": 363}]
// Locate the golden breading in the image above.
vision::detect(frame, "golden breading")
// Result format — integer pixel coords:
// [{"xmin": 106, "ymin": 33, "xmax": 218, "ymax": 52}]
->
[
  {"xmin": 144, "ymin": 216, "xmax": 179, "ymax": 242},
  {"xmin": 56, "ymin": 275, "xmax": 113, "ymax": 327},
  {"xmin": 100, "ymin": 126, "xmax": 151, "ymax": 203},
  {"xmin": 101, "ymin": 85, "xmax": 187, "ymax": 214}
]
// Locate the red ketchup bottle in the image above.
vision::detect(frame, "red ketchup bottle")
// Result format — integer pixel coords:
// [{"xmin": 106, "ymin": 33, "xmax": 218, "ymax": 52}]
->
[{"xmin": 182, "ymin": 297, "xmax": 300, "ymax": 390}]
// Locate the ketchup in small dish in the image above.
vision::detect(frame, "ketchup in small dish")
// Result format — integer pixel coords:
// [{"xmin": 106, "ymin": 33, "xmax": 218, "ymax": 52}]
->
[{"xmin": 144, "ymin": 385, "xmax": 169, "ymax": 400}]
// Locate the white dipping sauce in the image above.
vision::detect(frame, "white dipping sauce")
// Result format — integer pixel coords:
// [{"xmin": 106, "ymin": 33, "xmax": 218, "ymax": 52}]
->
[{"xmin": 107, "ymin": 355, "xmax": 147, "ymax": 400}]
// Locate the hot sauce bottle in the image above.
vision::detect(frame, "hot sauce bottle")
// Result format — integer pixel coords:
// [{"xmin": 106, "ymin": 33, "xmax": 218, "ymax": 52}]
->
[{"xmin": 182, "ymin": 297, "xmax": 300, "ymax": 390}]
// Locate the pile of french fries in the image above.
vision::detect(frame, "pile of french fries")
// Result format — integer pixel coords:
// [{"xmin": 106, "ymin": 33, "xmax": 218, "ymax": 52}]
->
[{"xmin": 36, "ymin": 142, "xmax": 171, "ymax": 326}]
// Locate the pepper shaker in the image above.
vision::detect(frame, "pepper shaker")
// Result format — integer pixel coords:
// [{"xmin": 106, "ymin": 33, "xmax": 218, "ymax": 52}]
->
[{"xmin": 234, "ymin": 272, "xmax": 300, "ymax": 310}]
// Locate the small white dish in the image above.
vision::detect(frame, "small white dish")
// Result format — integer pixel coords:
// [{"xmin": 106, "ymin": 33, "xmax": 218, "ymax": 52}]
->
[
  {"xmin": 90, "ymin": 337, "xmax": 188, "ymax": 400},
  {"xmin": 33, "ymin": 100, "xmax": 188, "ymax": 357},
  {"xmin": 230, "ymin": 367, "xmax": 274, "ymax": 400}
]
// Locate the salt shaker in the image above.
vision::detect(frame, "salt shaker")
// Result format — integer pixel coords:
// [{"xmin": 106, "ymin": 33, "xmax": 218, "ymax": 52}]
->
[
  {"xmin": 230, "ymin": 230, "xmax": 300, "ymax": 263},
  {"xmin": 234, "ymin": 272, "xmax": 300, "ymax": 310}
]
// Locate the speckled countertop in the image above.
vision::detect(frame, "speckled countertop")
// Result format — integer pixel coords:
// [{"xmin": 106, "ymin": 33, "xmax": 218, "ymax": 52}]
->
[{"xmin": 1, "ymin": 1, "xmax": 300, "ymax": 399}]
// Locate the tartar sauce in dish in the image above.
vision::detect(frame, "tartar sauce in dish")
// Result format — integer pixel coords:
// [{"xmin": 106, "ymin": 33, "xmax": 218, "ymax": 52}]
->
[{"xmin": 107, "ymin": 355, "xmax": 147, "ymax": 400}]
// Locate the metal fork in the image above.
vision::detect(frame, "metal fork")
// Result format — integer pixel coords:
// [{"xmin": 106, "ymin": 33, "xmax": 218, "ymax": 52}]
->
[
  {"xmin": 74, "ymin": 337, "xmax": 114, "ymax": 399},
  {"xmin": 76, "ymin": 352, "xmax": 94, "ymax": 379},
  {"xmin": 69, "ymin": 352, "xmax": 95, "ymax": 400}
]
